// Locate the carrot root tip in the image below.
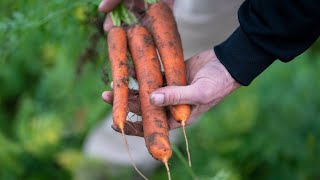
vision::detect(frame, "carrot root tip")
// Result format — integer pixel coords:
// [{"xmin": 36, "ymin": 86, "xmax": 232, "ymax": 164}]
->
[
  {"xmin": 121, "ymin": 129, "xmax": 149, "ymax": 180},
  {"xmin": 181, "ymin": 122, "xmax": 192, "ymax": 167},
  {"xmin": 163, "ymin": 159, "xmax": 171, "ymax": 180}
]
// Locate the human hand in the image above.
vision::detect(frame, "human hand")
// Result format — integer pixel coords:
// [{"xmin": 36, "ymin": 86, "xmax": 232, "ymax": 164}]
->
[
  {"xmin": 102, "ymin": 49, "xmax": 241, "ymax": 137},
  {"xmin": 98, "ymin": 0, "xmax": 174, "ymax": 32}
]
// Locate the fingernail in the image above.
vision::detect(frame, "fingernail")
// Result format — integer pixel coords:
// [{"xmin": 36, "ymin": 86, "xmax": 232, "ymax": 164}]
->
[
  {"xmin": 111, "ymin": 124, "xmax": 117, "ymax": 129},
  {"xmin": 102, "ymin": 91, "xmax": 109, "ymax": 99},
  {"xmin": 150, "ymin": 93, "xmax": 165, "ymax": 105}
]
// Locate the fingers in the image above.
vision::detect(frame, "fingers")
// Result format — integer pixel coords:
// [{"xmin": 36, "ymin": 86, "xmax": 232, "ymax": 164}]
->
[
  {"xmin": 111, "ymin": 114, "xmax": 192, "ymax": 137},
  {"xmin": 99, "ymin": 0, "xmax": 122, "ymax": 13},
  {"xmin": 111, "ymin": 116, "xmax": 183, "ymax": 137},
  {"xmin": 150, "ymin": 84, "xmax": 200, "ymax": 106},
  {"xmin": 99, "ymin": 0, "xmax": 122, "ymax": 32},
  {"xmin": 99, "ymin": 0, "xmax": 146, "ymax": 32},
  {"xmin": 124, "ymin": 0, "xmax": 145, "ymax": 12},
  {"xmin": 149, "ymin": 49, "xmax": 235, "ymax": 107},
  {"xmin": 102, "ymin": 90, "xmax": 142, "ymax": 115},
  {"xmin": 111, "ymin": 121, "xmax": 144, "ymax": 137},
  {"xmin": 150, "ymin": 82, "xmax": 224, "ymax": 106},
  {"xmin": 102, "ymin": 91, "xmax": 113, "ymax": 104},
  {"xmin": 127, "ymin": 89, "xmax": 141, "ymax": 115},
  {"xmin": 103, "ymin": 14, "xmax": 114, "ymax": 32},
  {"xmin": 111, "ymin": 116, "xmax": 185, "ymax": 137}
]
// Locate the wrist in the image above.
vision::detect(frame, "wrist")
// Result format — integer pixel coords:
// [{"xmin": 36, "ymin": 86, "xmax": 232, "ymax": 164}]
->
[
  {"xmin": 211, "ymin": 50, "xmax": 241, "ymax": 94},
  {"xmin": 214, "ymin": 28, "xmax": 275, "ymax": 86}
]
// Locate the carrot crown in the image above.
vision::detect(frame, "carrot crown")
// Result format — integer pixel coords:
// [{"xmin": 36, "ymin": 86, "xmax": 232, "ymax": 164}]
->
[
  {"xmin": 110, "ymin": 3, "xmax": 138, "ymax": 26},
  {"xmin": 144, "ymin": 0, "xmax": 159, "ymax": 4}
]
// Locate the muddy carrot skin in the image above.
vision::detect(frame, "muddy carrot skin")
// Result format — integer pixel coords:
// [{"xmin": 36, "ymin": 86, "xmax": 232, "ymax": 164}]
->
[
  {"xmin": 107, "ymin": 27, "xmax": 129, "ymax": 130},
  {"xmin": 147, "ymin": 2, "xmax": 191, "ymax": 122},
  {"xmin": 127, "ymin": 24, "xmax": 172, "ymax": 162},
  {"xmin": 147, "ymin": 1, "xmax": 193, "ymax": 167}
]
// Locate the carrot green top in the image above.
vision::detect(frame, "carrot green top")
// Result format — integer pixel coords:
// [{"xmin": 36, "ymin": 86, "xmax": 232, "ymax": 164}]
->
[
  {"xmin": 144, "ymin": 0, "xmax": 159, "ymax": 4},
  {"xmin": 110, "ymin": 3, "xmax": 138, "ymax": 27}
]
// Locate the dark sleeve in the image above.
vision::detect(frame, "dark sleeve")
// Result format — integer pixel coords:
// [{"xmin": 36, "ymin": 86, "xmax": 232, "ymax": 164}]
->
[{"xmin": 214, "ymin": 0, "xmax": 320, "ymax": 86}]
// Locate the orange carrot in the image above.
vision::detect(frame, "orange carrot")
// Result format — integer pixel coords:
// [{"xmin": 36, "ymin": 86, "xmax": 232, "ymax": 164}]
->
[
  {"xmin": 147, "ymin": 1, "xmax": 192, "ymax": 167},
  {"xmin": 128, "ymin": 24, "xmax": 172, "ymax": 179},
  {"xmin": 107, "ymin": 26, "xmax": 148, "ymax": 180},
  {"xmin": 108, "ymin": 27, "xmax": 129, "ymax": 131}
]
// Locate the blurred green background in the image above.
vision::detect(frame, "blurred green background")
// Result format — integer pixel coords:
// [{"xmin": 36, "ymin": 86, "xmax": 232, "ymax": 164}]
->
[{"xmin": 1, "ymin": 0, "xmax": 319, "ymax": 180}]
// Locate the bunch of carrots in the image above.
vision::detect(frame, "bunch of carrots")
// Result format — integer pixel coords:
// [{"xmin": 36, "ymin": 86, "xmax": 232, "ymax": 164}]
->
[{"xmin": 106, "ymin": 1, "xmax": 191, "ymax": 179}]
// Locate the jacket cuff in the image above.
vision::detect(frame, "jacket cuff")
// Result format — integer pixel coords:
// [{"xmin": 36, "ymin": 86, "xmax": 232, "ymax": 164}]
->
[{"xmin": 214, "ymin": 27, "xmax": 276, "ymax": 86}]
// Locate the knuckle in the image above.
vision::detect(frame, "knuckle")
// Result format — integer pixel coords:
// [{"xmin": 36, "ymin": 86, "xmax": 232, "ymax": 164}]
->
[{"xmin": 166, "ymin": 91, "xmax": 181, "ymax": 105}]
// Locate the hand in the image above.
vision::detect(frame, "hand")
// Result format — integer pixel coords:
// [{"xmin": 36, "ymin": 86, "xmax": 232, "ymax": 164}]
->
[
  {"xmin": 98, "ymin": 0, "xmax": 174, "ymax": 32},
  {"xmin": 102, "ymin": 49, "xmax": 241, "ymax": 137}
]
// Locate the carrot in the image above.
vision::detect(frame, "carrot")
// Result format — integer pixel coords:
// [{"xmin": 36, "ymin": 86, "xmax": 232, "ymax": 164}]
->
[
  {"xmin": 146, "ymin": 1, "xmax": 192, "ymax": 167},
  {"xmin": 127, "ymin": 24, "xmax": 172, "ymax": 180},
  {"xmin": 107, "ymin": 7, "xmax": 148, "ymax": 179},
  {"xmin": 108, "ymin": 27, "xmax": 129, "ymax": 131}
]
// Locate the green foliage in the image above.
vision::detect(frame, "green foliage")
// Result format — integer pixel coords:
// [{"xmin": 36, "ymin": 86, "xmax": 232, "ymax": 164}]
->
[
  {"xmin": 0, "ymin": 0, "xmax": 112, "ymax": 179},
  {"xmin": 1, "ymin": 0, "xmax": 320, "ymax": 179}
]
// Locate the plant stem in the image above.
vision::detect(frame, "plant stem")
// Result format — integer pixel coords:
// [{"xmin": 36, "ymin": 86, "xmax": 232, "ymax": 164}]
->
[
  {"xmin": 110, "ymin": 11, "xmax": 121, "ymax": 27},
  {"xmin": 110, "ymin": 3, "xmax": 138, "ymax": 27},
  {"xmin": 144, "ymin": 0, "xmax": 159, "ymax": 4}
]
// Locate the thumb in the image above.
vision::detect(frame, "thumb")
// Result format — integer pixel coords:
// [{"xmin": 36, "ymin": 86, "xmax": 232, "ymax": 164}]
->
[{"xmin": 150, "ymin": 85, "xmax": 200, "ymax": 106}]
